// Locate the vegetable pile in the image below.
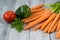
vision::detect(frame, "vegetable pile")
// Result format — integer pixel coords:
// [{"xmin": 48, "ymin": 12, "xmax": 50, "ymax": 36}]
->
[
  {"xmin": 3, "ymin": 1, "xmax": 60, "ymax": 39},
  {"xmin": 23, "ymin": 2, "xmax": 60, "ymax": 38},
  {"xmin": 3, "ymin": 5, "xmax": 31, "ymax": 32}
]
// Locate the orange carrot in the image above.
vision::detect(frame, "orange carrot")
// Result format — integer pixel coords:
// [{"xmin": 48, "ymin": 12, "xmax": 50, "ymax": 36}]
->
[
  {"xmin": 32, "ymin": 22, "xmax": 44, "ymax": 30},
  {"xmin": 40, "ymin": 13, "xmax": 56, "ymax": 30},
  {"xmin": 24, "ymin": 9, "xmax": 49, "ymax": 23},
  {"xmin": 31, "ymin": 8, "xmax": 43, "ymax": 13},
  {"xmin": 51, "ymin": 21, "xmax": 58, "ymax": 32},
  {"xmin": 22, "ymin": 13, "xmax": 39, "ymax": 22},
  {"xmin": 22, "ymin": 8, "xmax": 45, "ymax": 22},
  {"xmin": 31, "ymin": 4, "xmax": 44, "ymax": 10},
  {"xmin": 56, "ymin": 29, "xmax": 60, "ymax": 38},
  {"xmin": 43, "ymin": 21, "xmax": 52, "ymax": 33},
  {"xmin": 24, "ymin": 9, "xmax": 51, "ymax": 30},
  {"xmin": 56, "ymin": 19, "xmax": 60, "ymax": 31},
  {"xmin": 48, "ymin": 14, "xmax": 60, "ymax": 33}
]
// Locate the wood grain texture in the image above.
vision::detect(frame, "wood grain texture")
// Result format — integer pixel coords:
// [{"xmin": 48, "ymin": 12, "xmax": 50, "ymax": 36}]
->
[
  {"xmin": 29, "ymin": 0, "xmax": 43, "ymax": 7},
  {"xmin": 30, "ymin": 30, "xmax": 50, "ymax": 40},
  {"xmin": 50, "ymin": 29, "xmax": 60, "ymax": 40},
  {"xmin": 44, "ymin": 0, "xmax": 60, "ymax": 4},
  {"xmin": 7, "ymin": 28, "xmax": 30, "ymax": 40},
  {"xmin": 15, "ymin": 0, "xmax": 30, "ymax": 11},
  {"xmin": 50, "ymin": 33, "xmax": 56, "ymax": 40},
  {"xmin": 50, "ymin": 32, "xmax": 60, "ymax": 40},
  {"xmin": 0, "ymin": 0, "xmax": 15, "ymax": 40},
  {"xmin": 0, "ymin": 0, "xmax": 16, "ymax": 40}
]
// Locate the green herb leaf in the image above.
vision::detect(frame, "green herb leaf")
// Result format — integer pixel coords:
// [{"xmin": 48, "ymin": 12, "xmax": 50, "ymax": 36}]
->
[{"xmin": 11, "ymin": 18, "xmax": 24, "ymax": 32}]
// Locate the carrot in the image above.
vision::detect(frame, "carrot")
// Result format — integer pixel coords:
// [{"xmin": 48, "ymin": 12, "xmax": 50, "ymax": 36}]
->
[
  {"xmin": 56, "ymin": 19, "xmax": 60, "ymax": 31},
  {"xmin": 24, "ymin": 9, "xmax": 51, "ymax": 30},
  {"xmin": 22, "ymin": 8, "xmax": 45, "ymax": 22},
  {"xmin": 40, "ymin": 13, "xmax": 56, "ymax": 30},
  {"xmin": 48, "ymin": 14, "xmax": 60, "ymax": 33},
  {"xmin": 22, "ymin": 13, "xmax": 39, "ymax": 22},
  {"xmin": 22, "ymin": 13, "xmax": 40, "ymax": 22},
  {"xmin": 31, "ymin": 4, "xmax": 44, "ymax": 10},
  {"xmin": 56, "ymin": 29, "xmax": 60, "ymax": 38},
  {"xmin": 24, "ymin": 9, "xmax": 49, "ymax": 23},
  {"xmin": 51, "ymin": 21, "xmax": 58, "ymax": 32},
  {"xmin": 43, "ymin": 21, "xmax": 52, "ymax": 33},
  {"xmin": 32, "ymin": 22, "xmax": 44, "ymax": 30},
  {"xmin": 31, "ymin": 8, "xmax": 43, "ymax": 13},
  {"xmin": 24, "ymin": 14, "xmax": 42, "ymax": 23}
]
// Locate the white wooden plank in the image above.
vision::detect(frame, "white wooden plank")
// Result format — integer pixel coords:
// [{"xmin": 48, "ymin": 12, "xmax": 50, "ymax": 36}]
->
[
  {"xmin": 0, "ymin": 5, "xmax": 10, "ymax": 40},
  {"xmin": 8, "ymin": 0, "xmax": 30, "ymax": 40},
  {"xmin": 0, "ymin": 0, "xmax": 16, "ymax": 40},
  {"xmin": 19, "ymin": 30, "xmax": 30, "ymax": 40},
  {"xmin": 15, "ymin": 0, "xmax": 30, "ymax": 11},
  {"xmin": 0, "ymin": 22, "xmax": 7, "ymax": 40},
  {"xmin": 44, "ymin": 0, "xmax": 60, "ymax": 4},
  {"xmin": 30, "ymin": 0, "xmax": 43, "ymax": 7},
  {"xmin": 50, "ymin": 32, "xmax": 56, "ymax": 40},
  {"xmin": 50, "ymin": 32, "xmax": 60, "ymax": 40},
  {"xmin": 7, "ymin": 28, "xmax": 21, "ymax": 40},
  {"xmin": 8, "ymin": 28, "xmax": 30, "ymax": 40},
  {"xmin": 0, "ymin": 0, "xmax": 17, "ymax": 40},
  {"xmin": 30, "ymin": 30, "xmax": 50, "ymax": 40},
  {"xmin": 49, "ymin": 30, "xmax": 60, "ymax": 39},
  {"xmin": 8, "ymin": 24, "xmax": 29, "ymax": 40}
]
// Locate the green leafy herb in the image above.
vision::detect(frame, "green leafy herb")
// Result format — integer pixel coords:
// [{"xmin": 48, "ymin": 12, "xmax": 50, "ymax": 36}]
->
[
  {"xmin": 49, "ymin": 2, "xmax": 60, "ymax": 13},
  {"xmin": 11, "ymin": 18, "xmax": 24, "ymax": 32}
]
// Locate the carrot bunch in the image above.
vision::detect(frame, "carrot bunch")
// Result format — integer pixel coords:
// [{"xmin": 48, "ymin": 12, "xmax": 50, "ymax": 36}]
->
[{"xmin": 22, "ymin": 2, "xmax": 60, "ymax": 39}]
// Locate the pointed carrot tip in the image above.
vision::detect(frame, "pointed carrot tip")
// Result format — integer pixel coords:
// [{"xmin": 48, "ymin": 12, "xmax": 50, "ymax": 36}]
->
[
  {"xmin": 43, "ymin": 30, "xmax": 47, "ymax": 33},
  {"xmin": 55, "ymin": 36, "xmax": 60, "ymax": 39},
  {"xmin": 48, "ymin": 31, "xmax": 50, "ymax": 34},
  {"xmin": 43, "ymin": 30, "xmax": 46, "ymax": 33},
  {"xmin": 24, "ymin": 28, "xmax": 27, "ymax": 30},
  {"xmin": 40, "ymin": 28, "xmax": 43, "ymax": 30}
]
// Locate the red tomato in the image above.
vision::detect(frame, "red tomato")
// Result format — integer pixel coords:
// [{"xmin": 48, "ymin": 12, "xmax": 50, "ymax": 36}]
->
[{"xmin": 3, "ymin": 11, "xmax": 16, "ymax": 23}]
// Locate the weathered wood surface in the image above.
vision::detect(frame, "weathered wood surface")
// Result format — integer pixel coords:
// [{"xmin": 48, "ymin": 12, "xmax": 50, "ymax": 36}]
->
[{"xmin": 0, "ymin": 0, "xmax": 60, "ymax": 40}]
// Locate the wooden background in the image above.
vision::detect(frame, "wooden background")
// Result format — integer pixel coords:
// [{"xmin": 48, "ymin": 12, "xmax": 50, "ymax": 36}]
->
[{"xmin": 0, "ymin": 0, "xmax": 60, "ymax": 40}]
